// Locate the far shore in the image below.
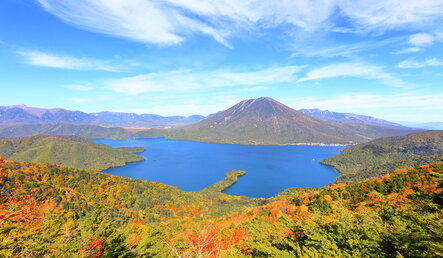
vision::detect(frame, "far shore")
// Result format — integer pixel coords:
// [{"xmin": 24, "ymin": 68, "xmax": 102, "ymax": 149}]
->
[{"xmin": 278, "ymin": 142, "xmax": 357, "ymax": 147}]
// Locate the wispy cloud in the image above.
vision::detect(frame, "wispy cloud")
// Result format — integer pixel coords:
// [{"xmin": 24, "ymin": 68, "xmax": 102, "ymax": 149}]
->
[
  {"xmin": 37, "ymin": 0, "xmax": 231, "ymax": 47},
  {"xmin": 36, "ymin": 0, "xmax": 443, "ymax": 47},
  {"xmin": 65, "ymin": 84, "xmax": 94, "ymax": 91},
  {"xmin": 298, "ymin": 62, "xmax": 409, "ymax": 88},
  {"xmin": 292, "ymin": 37, "xmax": 403, "ymax": 58},
  {"xmin": 17, "ymin": 50, "xmax": 119, "ymax": 71},
  {"xmin": 393, "ymin": 32, "xmax": 443, "ymax": 54},
  {"xmin": 391, "ymin": 47, "xmax": 422, "ymax": 55},
  {"xmin": 106, "ymin": 66, "xmax": 304, "ymax": 94},
  {"xmin": 398, "ymin": 58, "xmax": 443, "ymax": 68},
  {"xmin": 338, "ymin": 2, "xmax": 443, "ymax": 33}
]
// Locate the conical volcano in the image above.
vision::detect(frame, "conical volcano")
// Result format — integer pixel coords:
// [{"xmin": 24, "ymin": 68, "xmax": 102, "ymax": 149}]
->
[{"xmin": 167, "ymin": 97, "xmax": 414, "ymax": 145}]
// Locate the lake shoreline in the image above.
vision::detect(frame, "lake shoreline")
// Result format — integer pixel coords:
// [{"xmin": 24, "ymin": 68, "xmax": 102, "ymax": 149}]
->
[
  {"xmin": 277, "ymin": 142, "xmax": 356, "ymax": 147},
  {"xmin": 94, "ymin": 138, "xmax": 343, "ymax": 198}
]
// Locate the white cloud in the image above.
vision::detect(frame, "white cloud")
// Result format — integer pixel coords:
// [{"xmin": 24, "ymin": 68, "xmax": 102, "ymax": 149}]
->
[
  {"xmin": 106, "ymin": 66, "xmax": 303, "ymax": 94},
  {"xmin": 65, "ymin": 84, "xmax": 94, "ymax": 91},
  {"xmin": 408, "ymin": 33, "xmax": 436, "ymax": 46},
  {"xmin": 397, "ymin": 58, "xmax": 443, "ymax": 68},
  {"xmin": 298, "ymin": 62, "xmax": 409, "ymax": 88},
  {"xmin": 17, "ymin": 50, "xmax": 119, "ymax": 71},
  {"xmin": 392, "ymin": 32, "xmax": 443, "ymax": 54},
  {"xmin": 36, "ymin": 0, "xmax": 443, "ymax": 47},
  {"xmin": 391, "ymin": 47, "xmax": 422, "ymax": 55},
  {"xmin": 338, "ymin": 1, "xmax": 443, "ymax": 33},
  {"xmin": 37, "ymin": 0, "xmax": 231, "ymax": 47}
]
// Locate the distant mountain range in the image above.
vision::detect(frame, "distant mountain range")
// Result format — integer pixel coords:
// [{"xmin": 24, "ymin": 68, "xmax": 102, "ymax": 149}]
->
[
  {"xmin": 0, "ymin": 104, "xmax": 204, "ymax": 128},
  {"xmin": 298, "ymin": 109, "xmax": 407, "ymax": 129},
  {"xmin": 0, "ymin": 99, "xmax": 420, "ymax": 144},
  {"xmin": 1, "ymin": 103, "xmax": 422, "ymax": 131},
  {"xmin": 167, "ymin": 97, "xmax": 416, "ymax": 145}
]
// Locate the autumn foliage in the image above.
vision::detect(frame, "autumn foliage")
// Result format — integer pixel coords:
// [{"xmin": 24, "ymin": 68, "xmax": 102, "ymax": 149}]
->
[{"xmin": 1, "ymin": 159, "xmax": 442, "ymax": 257}]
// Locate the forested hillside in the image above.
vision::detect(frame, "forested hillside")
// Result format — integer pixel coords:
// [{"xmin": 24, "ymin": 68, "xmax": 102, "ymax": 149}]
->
[
  {"xmin": 0, "ymin": 135, "xmax": 145, "ymax": 171},
  {"xmin": 0, "ymin": 159, "xmax": 259, "ymax": 257},
  {"xmin": 0, "ymin": 123, "xmax": 135, "ymax": 138},
  {"xmin": 322, "ymin": 130, "xmax": 443, "ymax": 183},
  {"xmin": 1, "ymin": 158, "xmax": 441, "ymax": 257}
]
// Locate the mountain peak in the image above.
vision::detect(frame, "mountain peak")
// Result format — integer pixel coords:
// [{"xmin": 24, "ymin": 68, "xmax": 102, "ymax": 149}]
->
[
  {"xmin": 240, "ymin": 97, "xmax": 280, "ymax": 104},
  {"xmin": 226, "ymin": 97, "xmax": 297, "ymax": 119},
  {"xmin": 167, "ymin": 98, "xmax": 415, "ymax": 145}
]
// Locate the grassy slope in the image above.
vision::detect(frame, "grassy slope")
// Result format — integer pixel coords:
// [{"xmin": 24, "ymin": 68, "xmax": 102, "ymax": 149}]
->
[
  {"xmin": 0, "ymin": 158, "xmax": 441, "ymax": 257},
  {"xmin": 321, "ymin": 130, "xmax": 443, "ymax": 183},
  {"xmin": 0, "ymin": 135, "xmax": 145, "ymax": 171}
]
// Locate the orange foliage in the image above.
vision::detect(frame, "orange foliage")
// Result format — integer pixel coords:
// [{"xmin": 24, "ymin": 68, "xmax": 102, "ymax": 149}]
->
[
  {"xmin": 220, "ymin": 228, "xmax": 249, "ymax": 249},
  {"xmin": 82, "ymin": 237, "xmax": 105, "ymax": 258},
  {"xmin": 322, "ymin": 194, "xmax": 332, "ymax": 201},
  {"xmin": 286, "ymin": 204, "xmax": 310, "ymax": 220},
  {"xmin": 422, "ymin": 184, "xmax": 442, "ymax": 194},
  {"xmin": 401, "ymin": 187, "xmax": 414, "ymax": 195},
  {"xmin": 184, "ymin": 227, "xmax": 222, "ymax": 257},
  {"xmin": 0, "ymin": 195, "xmax": 54, "ymax": 233},
  {"xmin": 327, "ymin": 183, "xmax": 346, "ymax": 190}
]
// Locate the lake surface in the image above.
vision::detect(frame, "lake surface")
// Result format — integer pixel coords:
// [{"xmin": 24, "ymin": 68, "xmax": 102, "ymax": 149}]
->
[{"xmin": 94, "ymin": 138, "xmax": 344, "ymax": 198}]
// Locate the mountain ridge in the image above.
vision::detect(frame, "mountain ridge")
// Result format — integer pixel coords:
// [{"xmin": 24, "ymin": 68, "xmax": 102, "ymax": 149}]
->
[
  {"xmin": 0, "ymin": 104, "xmax": 205, "ymax": 128},
  {"xmin": 298, "ymin": 108, "xmax": 407, "ymax": 129},
  {"xmin": 1, "ymin": 103, "xmax": 414, "ymax": 130},
  {"xmin": 167, "ymin": 97, "xmax": 416, "ymax": 145}
]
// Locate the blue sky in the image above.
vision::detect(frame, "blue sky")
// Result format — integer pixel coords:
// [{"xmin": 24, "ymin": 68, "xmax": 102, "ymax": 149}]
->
[{"xmin": 0, "ymin": 0, "xmax": 442, "ymax": 122}]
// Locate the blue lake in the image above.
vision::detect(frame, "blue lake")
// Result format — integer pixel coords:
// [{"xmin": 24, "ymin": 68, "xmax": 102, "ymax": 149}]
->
[{"xmin": 94, "ymin": 138, "xmax": 344, "ymax": 198}]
